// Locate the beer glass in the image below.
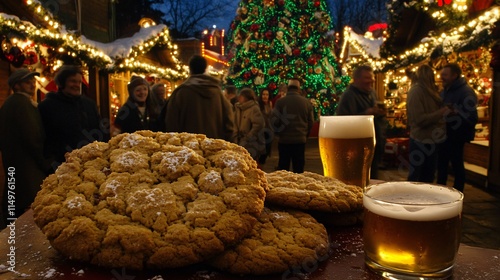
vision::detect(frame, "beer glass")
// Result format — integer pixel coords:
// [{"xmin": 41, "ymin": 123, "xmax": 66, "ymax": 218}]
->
[
  {"xmin": 363, "ymin": 182, "xmax": 463, "ymax": 279},
  {"xmin": 318, "ymin": 115, "xmax": 375, "ymax": 188}
]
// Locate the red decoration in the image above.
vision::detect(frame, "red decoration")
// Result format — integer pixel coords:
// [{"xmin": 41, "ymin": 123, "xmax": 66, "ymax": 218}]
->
[
  {"xmin": 268, "ymin": 82, "xmax": 277, "ymax": 91},
  {"xmin": 368, "ymin": 23, "xmax": 388, "ymax": 33},
  {"xmin": 307, "ymin": 56, "xmax": 317, "ymax": 65},
  {"xmin": 469, "ymin": 0, "xmax": 494, "ymax": 16},
  {"xmin": 292, "ymin": 48, "xmax": 301, "ymax": 56},
  {"xmin": 277, "ymin": 0, "xmax": 285, "ymax": 6},
  {"xmin": 437, "ymin": 0, "xmax": 453, "ymax": 7},
  {"xmin": 7, "ymin": 46, "xmax": 26, "ymax": 68},
  {"xmin": 250, "ymin": 24, "xmax": 260, "ymax": 32},
  {"xmin": 243, "ymin": 71, "xmax": 251, "ymax": 80},
  {"xmin": 23, "ymin": 51, "xmax": 38, "ymax": 65},
  {"xmin": 265, "ymin": 30, "xmax": 274, "ymax": 40},
  {"xmin": 314, "ymin": 1, "xmax": 321, "ymax": 7}
]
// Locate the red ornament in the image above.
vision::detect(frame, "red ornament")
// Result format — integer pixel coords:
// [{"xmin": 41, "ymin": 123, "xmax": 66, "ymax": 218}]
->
[
  {"xmin": 307, "ymin": 57, "xmax": 317, "ymax": 65},
  {"xmin": 265, "ymin": 30, "xmax": 274, "ymax": 40},
  {"xmin": 292, "ymin": 48, "xmax": 301, "ymax": 56},
  {"xmin": 23, "ymin": 51, "xmax": 38, "ymax": 65},
  {"xmin": 268, "ymin": 82, "xmax": 277, "ymax": 91},
  {"xmin": 277, "ymin": 0, "xmax": 285, "ymax": 6},
  {"xmin": 437, "ymin": 0, "xmax": 452, "ymax": 6},
  {"xmin": 250, "ymin": 24, "xmax": 260, "ymax": 32},
  {"xmin": 314, "ymin": 1, "xmax": 321, "ymax": 7},
  {"xmin": 243, "ymin": 71, "xmax": 252, "ymax": 80}
]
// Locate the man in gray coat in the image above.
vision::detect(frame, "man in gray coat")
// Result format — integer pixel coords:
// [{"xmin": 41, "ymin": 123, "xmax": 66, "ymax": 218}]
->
[
  {"xmin": 271, "ymin": 79, "xmax": 314, "ymax": 173},
  {"xmin": 165, "ymin": 55, "xmax": 235, "ymax": 141}
]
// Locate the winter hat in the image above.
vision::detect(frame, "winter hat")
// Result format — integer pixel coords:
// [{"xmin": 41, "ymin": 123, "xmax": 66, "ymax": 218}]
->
[
  {"xmin": 127, "ymin": 75, "xmax": 149, "ymax": 95},
  {"xmin": 8, "ymin": 68, "xmax": 40, "ymax": 88},
  {"xmin": 238, "ymin": 87, "xmax": 256, "ymax": 101}
]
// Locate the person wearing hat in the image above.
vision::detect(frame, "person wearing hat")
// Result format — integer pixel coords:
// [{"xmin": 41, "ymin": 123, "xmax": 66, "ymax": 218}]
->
[
  {"xmin": 233, "ymin": 87, "xmax": 265, "ymax": 161},
  {"xmin": 165, "ymin": 55, "xmax": 235, "ymax": 141},
  {"xmin": 271, "ymin": 78, "xmax": 314, "ymax": 173},
  {"xmin": 112, "ymin": 75, "xmax": 160, "ymax": 136},
  {"xmin": 0, "ymin": 68, "xmax": 50, "ymax": 227},
  {"xmin": 38, "ymin": 65, "xmax": 106, "ymax": 171}
]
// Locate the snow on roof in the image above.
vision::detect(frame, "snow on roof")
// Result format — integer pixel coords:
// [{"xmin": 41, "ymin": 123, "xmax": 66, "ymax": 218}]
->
[
  {"xmin": 80, "ymin": 24, "xmax": 168, "ymax": 59},
  {"xmin": 348, "ymin": 29, "xmax": 384, "ymax": 58}
]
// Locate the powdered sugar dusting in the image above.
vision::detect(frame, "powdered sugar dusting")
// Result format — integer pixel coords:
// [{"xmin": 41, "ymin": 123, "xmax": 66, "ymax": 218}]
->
[
  {"xmin": 117, "ymin": 151, "xmax": 139, "ymax": 167},
  {"xmin": 121, "ymin": 133, "xmax": 142, "ymax": 148},
  {"xmin": 205, "ymin": 170, "xmax": 221, "ymax": 183},
  {"xmin": 161, "ymin": 147, "xmax": 192, "ymax": 172},
  {"xmin": 66, "ymin": 196, "xmax": 84, "ymax": 209},
  {"xmin": 105, "ymin": 180, "xmax": 120, "ymax": 196},
  {"xmin": 271, "ymin": 212, "xmax": 286, "ymax": 220},
  {"xmin": 223, "ymin": 157, "xmax": 239, "ymax": 170}
]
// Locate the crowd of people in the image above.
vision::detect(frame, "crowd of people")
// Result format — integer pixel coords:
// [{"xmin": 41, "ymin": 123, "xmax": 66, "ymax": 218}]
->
[{"xmin": 0, "ymin": 54, "xmax": 479, "ymax": 228}]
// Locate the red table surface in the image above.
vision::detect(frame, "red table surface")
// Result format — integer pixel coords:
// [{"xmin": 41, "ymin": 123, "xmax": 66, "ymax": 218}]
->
[{"xmin": 1, "ymin": 210, "xmax": 500, "ymax": 280}]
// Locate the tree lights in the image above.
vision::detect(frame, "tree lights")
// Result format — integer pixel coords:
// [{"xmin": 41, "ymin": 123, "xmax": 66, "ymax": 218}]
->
[{"xmin": 226, "ymin": 0, "xmax": 350, "ymax": 117}]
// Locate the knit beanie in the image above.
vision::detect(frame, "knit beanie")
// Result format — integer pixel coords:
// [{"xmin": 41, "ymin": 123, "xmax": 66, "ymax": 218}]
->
[{"xmin": 127, "ymin": 75, "xmax": 149, "ymax": 95}]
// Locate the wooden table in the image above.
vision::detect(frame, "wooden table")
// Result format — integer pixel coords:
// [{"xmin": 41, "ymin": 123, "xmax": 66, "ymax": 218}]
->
[{"xmin": 1, "ymin": 210, "xmax": 500, "ymax": 280}]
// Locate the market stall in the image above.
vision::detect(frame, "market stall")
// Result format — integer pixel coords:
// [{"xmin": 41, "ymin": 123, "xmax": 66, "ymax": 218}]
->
[{"xmin": 341, "ymin": 1, "xmax": 500, "ymax": 189}]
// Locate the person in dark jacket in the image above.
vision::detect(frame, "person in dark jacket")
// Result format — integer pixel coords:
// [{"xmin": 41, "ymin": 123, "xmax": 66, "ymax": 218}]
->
[
  {"xmin": 437, "ymin": 63, "xmax": 478, "ymax": 192},
  {"xmin": 113, "ymin": 75, "xmax": 160, "ymax": 136},
  {"xmin": 38, "ymin": 65, "xmax": 107, "ymax": 171},
  {"xmin": 165, "ymin": 55, "xmax": 235, "ymax": 141},
  {"xmin": 0, "ymin": 69, "xmax": 51, "ymax": 228},
  {"xmin": 271, "ymin": 79, "xmax": 314, "ymax": 173},
  {"xmin": 336, "ymin": 65, "xmax": 387, "ymax": 179}
]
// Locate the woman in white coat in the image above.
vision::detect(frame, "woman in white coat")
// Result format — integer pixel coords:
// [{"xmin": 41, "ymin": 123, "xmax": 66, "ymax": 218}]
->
[{"xmin": 233, "ymin": 88, "xmax": 265, "ymax": 160}]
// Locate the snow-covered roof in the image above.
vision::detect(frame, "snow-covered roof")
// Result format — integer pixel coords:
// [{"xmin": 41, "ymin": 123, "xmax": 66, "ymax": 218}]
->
[
  {"xmin": 347, "ymin": 30, "xmax": 384, "ymax": 59},
  {"xmin": 81, "ymin": 25, "xmax": 168, "ymax": 59}
]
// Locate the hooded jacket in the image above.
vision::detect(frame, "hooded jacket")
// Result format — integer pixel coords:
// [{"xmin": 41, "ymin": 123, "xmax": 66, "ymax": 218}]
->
[
  {"xmin": 234, "ymin": 100, "xmax": 265, "ymax": 159},
  {"xmin": 165, "ymin": 74, "xmax": 235, "ymax": 141},
  {"xmin": 441, "ymin": 77, "xmax": 478, "ymax": 142},
  {"xmin": 38, "ymin": 91, "xmax": 105, "ymax": 168}
]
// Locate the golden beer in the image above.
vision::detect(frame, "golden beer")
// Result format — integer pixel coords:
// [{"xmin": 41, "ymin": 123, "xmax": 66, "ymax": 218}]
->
[
  {"xmin": 318, "ymin": 116, "xmax": 375, "ymax": 188},
  {"xmin": 363, "ymin": 182, "xmax": 463, "ymax": 278}
]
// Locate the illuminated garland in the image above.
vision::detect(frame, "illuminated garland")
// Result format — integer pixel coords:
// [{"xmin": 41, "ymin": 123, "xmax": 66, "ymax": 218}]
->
[
  {"xmin": 226, "ymin": 0, "xmax": 350, "ymax": 117},
  {"xmin": 378, "ymin": 1, "xmax": 499, "ymax": 71},
  {"xmin": 0, "ymin": 0, "xmax": 188, "ymax": 80}
]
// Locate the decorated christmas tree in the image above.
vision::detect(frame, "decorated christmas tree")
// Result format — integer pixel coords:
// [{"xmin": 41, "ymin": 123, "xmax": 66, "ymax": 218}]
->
[{"xmin": 226, "ymin": 0, "xmax": 350, "ymax": 117}]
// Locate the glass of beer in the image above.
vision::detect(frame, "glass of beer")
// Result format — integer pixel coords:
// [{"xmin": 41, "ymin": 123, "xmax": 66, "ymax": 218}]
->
[
  {"xmin": 318, "ymin": 115, "xmax": 375, "ymax": 188},
  {"xmin": 363, "ymin": 182, "xmax": 463, "ymax": 279}
]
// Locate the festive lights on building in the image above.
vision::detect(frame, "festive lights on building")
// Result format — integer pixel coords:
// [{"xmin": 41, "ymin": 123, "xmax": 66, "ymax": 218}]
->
[{"xmin": 1, "ymin": 1, "xmax": 188, "ymax": 80}]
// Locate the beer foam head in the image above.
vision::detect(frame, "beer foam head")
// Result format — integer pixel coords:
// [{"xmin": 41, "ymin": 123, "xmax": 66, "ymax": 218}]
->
[
  {"xmin": 319, "ymin": 116, "xmax": 375, "ymax": 138},
  {"xmin": 363, "ymin": 182, "xmax": 463, "ymax": 221}
]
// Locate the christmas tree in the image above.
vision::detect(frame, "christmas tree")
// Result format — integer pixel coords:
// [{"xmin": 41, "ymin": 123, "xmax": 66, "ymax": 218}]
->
[{"xmin": 226, "ymin": 0, "xmax": 350, "ymax": 117}]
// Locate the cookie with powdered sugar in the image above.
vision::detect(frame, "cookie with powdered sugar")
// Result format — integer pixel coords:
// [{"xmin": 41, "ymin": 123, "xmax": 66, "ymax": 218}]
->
[
  {"xmin": 32, "ymin": 131, "xmax": 268, "ymax": 270},
  {"xmin": 263, "ymin": 171, "xmax": 363, "ymax": 226},
  {"xmin": 210, "ymin": 207, "xmax": 329, "ymax": 275}
]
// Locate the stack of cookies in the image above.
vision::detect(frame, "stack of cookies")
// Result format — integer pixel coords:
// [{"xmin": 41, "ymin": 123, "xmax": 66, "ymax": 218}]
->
[{"xmin": 32, "ymin": 131, "xmax": 337, "ymax": 276}]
